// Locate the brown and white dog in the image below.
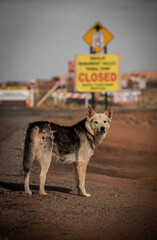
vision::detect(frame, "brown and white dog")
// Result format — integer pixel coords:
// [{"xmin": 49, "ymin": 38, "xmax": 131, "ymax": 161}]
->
[{"xmin": 23, "ymin": 106, "xmax": 113, "ymax": 197}]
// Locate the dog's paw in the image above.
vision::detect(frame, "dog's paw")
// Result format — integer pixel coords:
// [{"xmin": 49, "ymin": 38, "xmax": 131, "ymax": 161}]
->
[
  {"xmin": 84, "ymin": 193, "xmax": 91, "ymax": 197},
  {"xmin": 25, "ymin": 190, "xmax": 32, "ymax": 195},
  {"xmin": 78, "ymin": 193, "xmax": 91, "ymax": 198},
  {"xmin": 78, "ymin": 190, "xmax": 91, "ymax": 197},
  {"xmin": 82, "ymin": 193, "xmax": 91, "ymax": 197},
  {"xmin": 39, "ymin": 191, "xmax": 48, "ymax": 195},
  {"xmin": 77, "ymin": 186, "xmax": 91, "ymax": 197}
]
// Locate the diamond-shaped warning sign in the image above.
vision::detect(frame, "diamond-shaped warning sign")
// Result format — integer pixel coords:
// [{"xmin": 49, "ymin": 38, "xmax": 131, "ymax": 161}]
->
[{"xmin": 83, "ymin": 22, "xmax": 114, "ymax": 53}]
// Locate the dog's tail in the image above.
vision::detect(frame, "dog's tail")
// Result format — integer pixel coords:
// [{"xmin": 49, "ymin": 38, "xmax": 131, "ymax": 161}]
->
[{"xmin": 23, "ymin": 124, "xmax": 36, "ymax": 173}]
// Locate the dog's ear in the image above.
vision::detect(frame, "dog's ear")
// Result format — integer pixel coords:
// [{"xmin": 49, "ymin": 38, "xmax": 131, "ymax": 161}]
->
[
  {"xmin": 87, "ymin": 106, "xmax": 95, "ymax": 119},
  {"xmin": 104, "ymin": 107, "xmax": 113, "ymax": 121}
]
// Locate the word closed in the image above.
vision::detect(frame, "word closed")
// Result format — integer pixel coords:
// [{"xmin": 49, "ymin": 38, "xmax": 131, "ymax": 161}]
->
[{"xmin": 79, "ymin": 72, "xmax": 117, "ymax": 82}]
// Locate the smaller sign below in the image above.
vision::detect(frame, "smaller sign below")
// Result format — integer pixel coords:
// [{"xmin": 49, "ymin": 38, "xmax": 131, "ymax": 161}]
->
[
  {"xmin": 114, "ymin": 90, "xmax": 141, "ymax": 104},
  {"xmin": 76, "ymin": 54, "xmax": 120, "ymax": 92},
  {"xmin": 68, "ymin": 61, "xmax": 75, "ymax": 73}
]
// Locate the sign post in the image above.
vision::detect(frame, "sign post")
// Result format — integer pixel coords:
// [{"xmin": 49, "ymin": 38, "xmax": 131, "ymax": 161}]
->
[
  {"xmin": 81, "ymin": 22, "xmax": 115, "ymax": 109},
  {"xmin": 90, "ymin": 46, "xmax": 96, "ymax": 109},
  {"xmin": 104, "ymin": 46, "xmax": 108, "ymax": 109}
]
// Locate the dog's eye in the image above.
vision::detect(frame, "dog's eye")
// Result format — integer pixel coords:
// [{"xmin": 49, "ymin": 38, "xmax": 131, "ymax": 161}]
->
[
  {"xmin": 94, "ymin": 121, "xmax": 98, "ymax": 124},
  {"xmin": 104, "ymin": 120, "xmax": 107, "ymax": 123}
]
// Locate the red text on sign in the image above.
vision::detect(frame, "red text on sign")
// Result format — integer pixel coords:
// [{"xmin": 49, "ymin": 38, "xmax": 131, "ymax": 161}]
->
[{"xmin": 79, "ymin": 72, "xmax": 117, "ymax": 82}]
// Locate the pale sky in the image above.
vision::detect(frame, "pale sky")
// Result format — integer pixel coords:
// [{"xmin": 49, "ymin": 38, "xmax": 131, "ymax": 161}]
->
[{"xmin": 0, "ymin": 0, "xmax": 157, "ymax": 82}]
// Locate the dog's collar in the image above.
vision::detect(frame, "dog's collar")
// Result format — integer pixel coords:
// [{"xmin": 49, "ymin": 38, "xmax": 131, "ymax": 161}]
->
[
  {"xmin": 86, "ymin": 129, "xmax": 94, "ymax": 138},
  {"xmin": 86, "ymin": 129, "xmax": 95, "ymax": 150}
]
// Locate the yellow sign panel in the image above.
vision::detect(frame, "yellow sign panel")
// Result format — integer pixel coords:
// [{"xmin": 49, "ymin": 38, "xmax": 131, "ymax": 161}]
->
[
  {"xmin": 83, "ymin": 22, "xmax": 114, "ymax": 53},
  {"xmin": 76, "ymin": 54, "xmax": 120, "ymax": 92}
]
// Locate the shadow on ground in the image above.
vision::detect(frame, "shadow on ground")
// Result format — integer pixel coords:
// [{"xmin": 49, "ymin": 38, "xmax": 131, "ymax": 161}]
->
[{"xmin": 0, "ymin": 181, "xmax": 72, "ymax": 194}]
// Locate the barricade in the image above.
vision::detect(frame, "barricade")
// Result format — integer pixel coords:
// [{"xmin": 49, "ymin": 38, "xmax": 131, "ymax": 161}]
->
[{"xmin": 52, "ymin": 92, "xmax": 91, "ymax": 107}]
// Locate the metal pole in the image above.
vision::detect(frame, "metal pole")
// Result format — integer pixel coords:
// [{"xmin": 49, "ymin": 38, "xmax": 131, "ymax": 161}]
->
[
  {"xmin": 104, "ymin": 46, "xmax": 108, "ymax": 110},
  {"xmin": 90, "ymin": 46, "xmax": 95, "ymax": 109},
  {"xmin": 104, "ymin": 92, "xmax": 108, "ymax": 110}
]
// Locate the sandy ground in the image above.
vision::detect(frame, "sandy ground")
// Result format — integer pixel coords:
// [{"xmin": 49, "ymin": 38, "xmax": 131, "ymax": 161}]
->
[{"xmin": 0, "ymin": 109, "xmax": 157, "ymax": 240}]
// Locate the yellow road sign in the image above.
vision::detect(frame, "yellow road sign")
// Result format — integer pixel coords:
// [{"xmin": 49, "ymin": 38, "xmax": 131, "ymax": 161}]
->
[
  {"xmin": 76, "ymin": 54, "xmax": 120, "ymax": 92},
  {"xmin": 83, "ymin": 22, "xmax": 114, "ymax": 53}
]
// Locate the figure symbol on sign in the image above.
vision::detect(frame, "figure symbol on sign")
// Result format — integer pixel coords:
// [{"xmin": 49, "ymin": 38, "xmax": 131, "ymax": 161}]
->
[{"xmin": 92, "ymin": 32, "xmax": 104, "ymax": 48}]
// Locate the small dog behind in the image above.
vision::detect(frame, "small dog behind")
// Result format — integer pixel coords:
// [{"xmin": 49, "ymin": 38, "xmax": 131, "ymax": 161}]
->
[{"xmin": 23, "ymin": 106, "xmax": 113, "ymax": 197}]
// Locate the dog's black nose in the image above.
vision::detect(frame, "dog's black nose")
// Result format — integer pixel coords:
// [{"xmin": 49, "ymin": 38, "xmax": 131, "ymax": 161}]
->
[{"xmin": 100, "ymin": 126, "xmax": 105, "ymax": 132}]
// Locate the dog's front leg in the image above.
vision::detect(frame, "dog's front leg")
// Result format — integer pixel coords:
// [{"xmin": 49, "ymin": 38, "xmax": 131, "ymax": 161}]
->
[
  {"xmin": 73, "ymin": 161, "xmax": 91, "ymax": 197},
  {"xmin": 39, "ymin": 150, "xmax": 52, "ymax": 195}
]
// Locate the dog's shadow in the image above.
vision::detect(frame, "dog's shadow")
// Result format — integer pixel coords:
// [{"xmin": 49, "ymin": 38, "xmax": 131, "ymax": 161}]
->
[{"xmin": 0, "ymin": 181, "xmax": 72, "ymax": 195}]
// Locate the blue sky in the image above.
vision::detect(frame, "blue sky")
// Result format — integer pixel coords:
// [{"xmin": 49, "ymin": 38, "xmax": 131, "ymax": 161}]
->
[{"xmin": 0, "ymin": 0, "xmax": 157, "ymax": 82}]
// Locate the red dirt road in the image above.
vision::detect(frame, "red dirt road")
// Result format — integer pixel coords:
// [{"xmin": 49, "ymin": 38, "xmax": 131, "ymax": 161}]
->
[{"xmin": 0, "ymin": 109, "xmax": 157, "ymax": 240}]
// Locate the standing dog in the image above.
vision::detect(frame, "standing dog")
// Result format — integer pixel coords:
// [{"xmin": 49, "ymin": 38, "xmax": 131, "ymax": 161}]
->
[{"xmin": 23, "ymin": 106, "xmax": 113, "ymax": 197}]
